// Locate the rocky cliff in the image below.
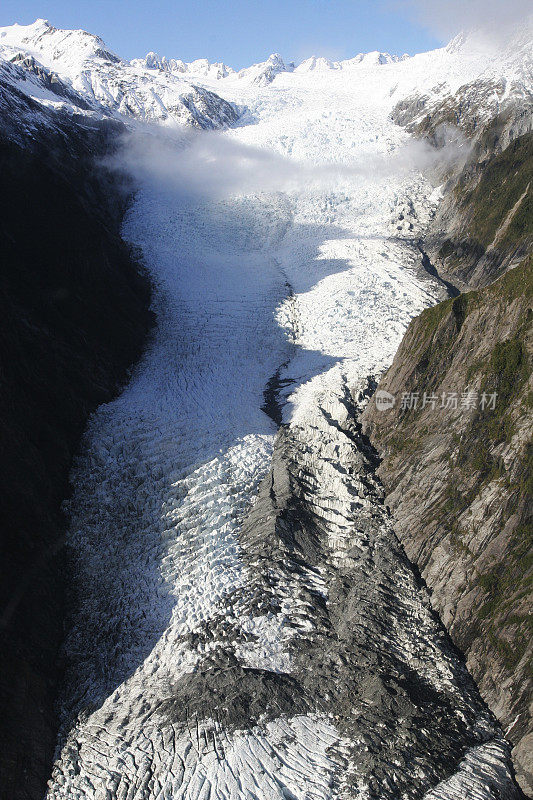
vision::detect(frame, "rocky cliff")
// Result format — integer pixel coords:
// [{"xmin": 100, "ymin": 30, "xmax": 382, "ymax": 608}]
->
[
  {"xmin": 363, "ymin": 88, "xmax": 533, "ymax": 794},
  {"xmin": 0, "ymin": 94, "xmax": 153, "ymax": 799},
  {"xmin": 393, "ymin": 78, "xmax": 533, "ymax": 291}
]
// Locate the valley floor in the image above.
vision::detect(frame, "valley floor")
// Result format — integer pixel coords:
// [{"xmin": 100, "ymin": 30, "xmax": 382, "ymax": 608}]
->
[{"xmin": 48, "ymin": 68, "xmax": 521, "ymax": 799}]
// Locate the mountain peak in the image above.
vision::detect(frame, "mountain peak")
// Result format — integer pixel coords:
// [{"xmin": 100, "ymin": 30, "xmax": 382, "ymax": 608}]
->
[
  {"xmin": 446, "ymin": 31, "xmax": 468, "ymax": 54},
  {"xmin": 32, "ymin": 18, "xmax": 52, "ymax": 29},
  {"xmin": 0, "ymin": 18, "xmax": 122, "ymax": 68},
  {"xmin": 237, "ymin": 52, "xmax": 294, "ymax": 85},
  {"xmin": 266, "ymin": 52, "xmax": 284, "ymax": 65},
  {"xmin": 295, "ymin": 56, "xmax": 336, "ymax": 72},
  {"xmin": 131, "ymin": 52, "xmax": 234, "ymax": 79}
]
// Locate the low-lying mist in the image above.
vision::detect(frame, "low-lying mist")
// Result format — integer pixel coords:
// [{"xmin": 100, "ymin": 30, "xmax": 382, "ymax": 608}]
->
[{"xmin": 108, "ymin": 122, "xmax": 470, "ymax": 203}]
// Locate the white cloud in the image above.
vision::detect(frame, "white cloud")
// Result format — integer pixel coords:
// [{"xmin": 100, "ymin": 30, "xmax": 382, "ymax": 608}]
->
[
  {"xmin": 395, "ymin": 0, "xmax": 533, "ymax": 46},
  {"xmin": 110, "ymin": 123, "xmax": 469, "ymax": 203}
]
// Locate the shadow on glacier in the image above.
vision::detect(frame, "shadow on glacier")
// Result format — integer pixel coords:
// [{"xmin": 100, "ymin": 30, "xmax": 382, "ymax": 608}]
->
[{"xmin": 61, "ymin": 191, "xmax": 366, "ymax": 723}]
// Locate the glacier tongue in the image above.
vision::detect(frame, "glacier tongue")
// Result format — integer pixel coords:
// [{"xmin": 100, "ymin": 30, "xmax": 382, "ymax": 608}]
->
[{"xmin": 27, "ymin": 21, "xmax": 531, "ymax": 800}]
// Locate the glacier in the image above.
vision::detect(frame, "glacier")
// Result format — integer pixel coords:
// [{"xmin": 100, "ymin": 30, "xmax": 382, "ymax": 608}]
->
[{"xmin": 1, "ymin": 18, "xmax": 530, "ymax": 799}]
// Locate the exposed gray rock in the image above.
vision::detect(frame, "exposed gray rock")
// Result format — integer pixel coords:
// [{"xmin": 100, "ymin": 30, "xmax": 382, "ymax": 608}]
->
[
  {"xmin": 362, "ymin": 259, "xmax": 532, "ymax": 794},
  {"xmin": 231, "ymin": 381, "xmax": 523, "ymax": 798}
]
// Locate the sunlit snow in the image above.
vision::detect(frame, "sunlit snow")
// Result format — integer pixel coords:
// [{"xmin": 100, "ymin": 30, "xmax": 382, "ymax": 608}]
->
[{"xmin": 1, "ymin": 18, "xmax": 528, "ymax": 799}]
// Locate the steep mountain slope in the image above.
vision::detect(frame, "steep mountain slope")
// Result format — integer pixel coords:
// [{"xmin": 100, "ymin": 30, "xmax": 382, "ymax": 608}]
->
[
  {"xmin": 0, "ymin": 93, "xmax": 153, "ymax": 799},
  {"xmin": 363, "ymin": 257, "xmax": 532, "ymax": 792},
  {"xmin": 0, "ymin": 19, "xmax": 238, "ymax": 127},
  {"xmin": 0, "ymin": 18, "xmax": 531, "ymax": 800},
  {"xmin": 363, "ymin": 58, "xmax": 533, "ymax": 794},
  {"xmin": 392, "ymin": 68, "xmax": 533, "ymax": 290}
]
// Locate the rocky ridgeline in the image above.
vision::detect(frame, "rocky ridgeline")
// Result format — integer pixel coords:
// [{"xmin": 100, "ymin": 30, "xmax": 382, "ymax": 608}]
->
[{"xmin": 363, "ymin": 83, "xmax": 532, "ymax": 794}]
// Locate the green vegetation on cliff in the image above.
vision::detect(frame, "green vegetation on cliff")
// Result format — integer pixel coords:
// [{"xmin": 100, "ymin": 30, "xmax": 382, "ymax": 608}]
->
[
  {"xmin": 383, "ymin": 86, "xmax": 533, "ymax": 794},
  {"xmin": 364, "ymin": 254, "xmax": 532, "ymax": 785},
  {"xmin": 457, "ymin": 132, "xmax": 533, "ymax": 250},
  {"xmin": 435, "ymin": 120, "xmax": 533, "ymax": 287}
]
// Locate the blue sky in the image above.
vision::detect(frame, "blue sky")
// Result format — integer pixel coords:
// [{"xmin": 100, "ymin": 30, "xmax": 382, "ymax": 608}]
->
[{"xmin": 6, "ymin": 0, "xmax": 443, "ymax": 67}]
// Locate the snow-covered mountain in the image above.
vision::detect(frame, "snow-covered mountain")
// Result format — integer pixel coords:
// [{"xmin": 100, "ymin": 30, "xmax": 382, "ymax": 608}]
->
[
  {"xmin": 131, "ymin": 48, "xmax": 407, "ymax": 85},
  {"xmin": 1, "ymin": 19, "xmax": 531, "ymax": 130},
  {"xmin": 1, "ymin": 16, "xmax": 532, "ymax": 800},
  {"xmin": 0, "ymin": 19, "xmax": 237, "ymax": 127},
  {"xmin": 131, "ymin": 51, "xmax": 235, "ymax": 80},
  {"xmin": 235, "ymin": 52, "xmax": 295, "ymax": 85}
]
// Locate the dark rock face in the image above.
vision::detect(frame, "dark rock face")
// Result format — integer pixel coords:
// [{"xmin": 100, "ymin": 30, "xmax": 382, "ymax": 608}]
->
[
  {"xmin": 392, "ymin": 84, "xmax": 533, "ymax": 291},
  {"xmin": 434, "ymin": 127, "xmax": 533, "ymax": 289},
  {"xmin": 0, "ymin": 105, "xmax": 153, "ymax": 799},
  {"xmin": 362, "ymin": 87, "xmax": 533, "ymax": 795},
  {"xmin": 363, "ymin": 258, "xmax": 532, "ymax": 794}
]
